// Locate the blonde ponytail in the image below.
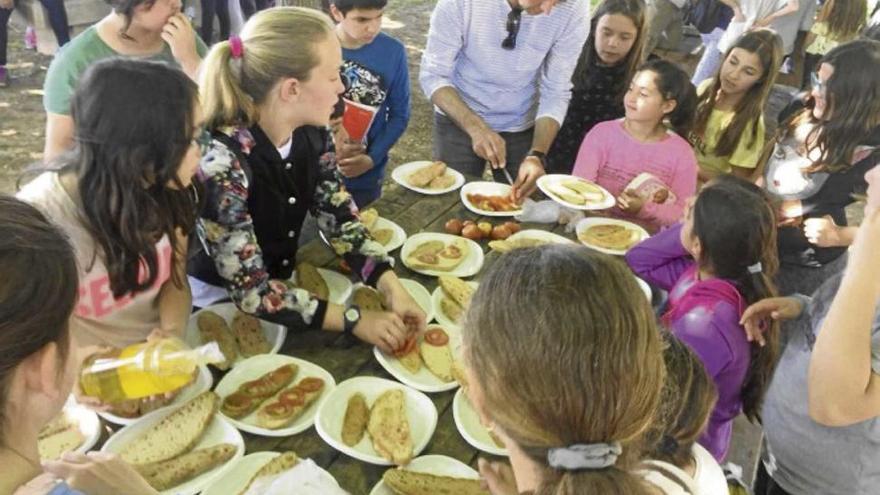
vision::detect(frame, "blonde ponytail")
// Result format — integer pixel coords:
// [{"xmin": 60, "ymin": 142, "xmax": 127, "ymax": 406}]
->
[{"xmin": 200, "ymin": 7, "xmax": 334, "ymax": 130}]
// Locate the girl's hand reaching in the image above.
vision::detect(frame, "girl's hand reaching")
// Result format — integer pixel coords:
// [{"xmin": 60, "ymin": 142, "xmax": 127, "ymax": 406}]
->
[
  {"xmin": 739, "ymin": 297, "xmax": 805, "ymax": 346},
  {"xmin": 616, "ymin": 190, "xmax": 644, "ymax": 214}
]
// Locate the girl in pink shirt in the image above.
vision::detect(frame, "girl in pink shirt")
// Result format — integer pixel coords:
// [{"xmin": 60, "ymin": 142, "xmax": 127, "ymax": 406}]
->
[{"xmin": 572, "ymin": 58, "xmax": 699, "ymax": 232}]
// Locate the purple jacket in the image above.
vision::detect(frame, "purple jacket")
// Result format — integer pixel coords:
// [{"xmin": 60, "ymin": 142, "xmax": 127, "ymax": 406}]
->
[{"xmin": 626, "ymin": 223, "xmax": 751, "ymax": 461}]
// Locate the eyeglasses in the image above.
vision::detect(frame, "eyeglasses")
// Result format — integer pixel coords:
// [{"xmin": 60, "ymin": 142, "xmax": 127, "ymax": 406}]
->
[
  {"xmin": 811, "ymin": 72, "xmax": 827, "ymax": 96},
  {"xmin": 501, "ymin": 7, "xmax": 523, "ymax": 50},
  {"xmin": 194, "ymin": 128, "xmax": 212, "ymax": 154}
]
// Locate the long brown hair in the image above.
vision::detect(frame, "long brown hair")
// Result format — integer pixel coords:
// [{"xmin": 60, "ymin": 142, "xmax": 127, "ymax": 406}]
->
[
  {"xmin": 776, "ymin": 40, "xmax": 880, "ymax": 173},
  {"xmin": 692, "ymin": 175, "xmax": 780, "ymax": 422},
  {"xmin": 818, "ymin": 0, "xmax": 867, "ymax": 41},
  {"xmin": 0, "ymin": 196, "xmax": 77, "ymax": 445},
  {"xmin": 645, "ymin": 332, "xmax": 718, "ymax": 467},
  {"xmin": 692, "ymin": 29, "xmax": 782, "ymax": 158},
  {"xmin": 572, "ymin": 0, "xmax": 647, "ymax": 99},
  {"xmin": 463, "ymin": 246, "xmax": 665, "ymax": 495},
  {"xmin": 200, "ymin": 7, "xmax": 334, "ymax": 130}
]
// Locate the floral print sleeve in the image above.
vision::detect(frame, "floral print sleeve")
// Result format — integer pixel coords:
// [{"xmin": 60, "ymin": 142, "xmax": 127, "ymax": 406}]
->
[
  {"xmin": 311, "ymin": 133, "xmax": 394, "ymax": 286},
  {"xmin": 196, "ymin": 138, "xmax": 325, "ymax": 328}
]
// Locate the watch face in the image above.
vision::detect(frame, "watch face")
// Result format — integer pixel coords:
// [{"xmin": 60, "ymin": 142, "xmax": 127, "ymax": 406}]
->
[{"xmin": 345, "ymin": 308, "xmax": 359, "ymax": 321}]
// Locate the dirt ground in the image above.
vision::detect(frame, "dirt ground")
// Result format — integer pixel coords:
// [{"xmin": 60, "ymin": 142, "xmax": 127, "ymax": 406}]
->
[{"xmin": 0, "ymin": 0, "xmax": 437, "ymax": 194}]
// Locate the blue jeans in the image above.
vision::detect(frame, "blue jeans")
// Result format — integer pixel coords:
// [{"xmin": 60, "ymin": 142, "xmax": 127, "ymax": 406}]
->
[{"xmin": 1, "ymin": 0, "xmax": 70, "ymax": 66}]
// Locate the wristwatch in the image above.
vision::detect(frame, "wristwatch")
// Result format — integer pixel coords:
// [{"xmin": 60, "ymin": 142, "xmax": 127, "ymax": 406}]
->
[
  {"xmin": 343, "ymin": 305, "xmax": 361, "ymax": 336},
  {"xmin": 527, "ymin": 150, "xmax": 547, "ymax": 169}
]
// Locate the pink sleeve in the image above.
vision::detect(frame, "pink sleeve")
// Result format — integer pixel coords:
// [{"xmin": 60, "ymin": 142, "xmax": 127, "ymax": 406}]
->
[
  {"xmin": 570, "ymin": 124, "xmax": 605, "ymax": 182},
  {"xmin": 638, "ymin": 141, "xmax": 698, "ymax": 227}
]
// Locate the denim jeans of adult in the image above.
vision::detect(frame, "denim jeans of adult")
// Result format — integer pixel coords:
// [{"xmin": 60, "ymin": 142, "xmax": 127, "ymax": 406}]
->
[
  {"xmin": 1, "ymin": 0, "xmax": 69, "ymax": 66},
  {"xmin": 200, "ymin": 0, "xmax": 230, "ymax": 43},
  {"xmin": 692, "ymin": 28, "xmax": 725, "ymax": 86},
  {"xmin": 431, "ymin": 112, "xmax": 534, "ymax": 182}
]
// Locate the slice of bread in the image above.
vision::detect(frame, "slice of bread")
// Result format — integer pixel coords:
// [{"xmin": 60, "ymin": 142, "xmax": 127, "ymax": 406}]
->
[
  {"xmin": 120, "ymin": 391, "xmax": 218, "ymax": 465},
  {"xmin": 438, "ymin": 276, "xmax": 474, "ymax": 309},
  {"xmin": 135, "ymin": 443, "xmax": 237, "ymax": 491},
  {"xmin": 382, "ymin": 468, "xmax": 490, "ymax": 495},
  {"xmin": 359, "ymin": 208, "xmax": 379, "ymax": 230},
  {"xmin": 367, "ymin": 389, "xmax": 413, "ymax": 465},
  {"xmin": 238, "ymin": 452, "xmax": 300, "ymax": 495},
  {"xmin": 231, "ymin": 312, "xmax": 270, "ymax": 357},
  {"xmin": 353, "ymin": 287, "xmax": 385, "ymax": 312},
  {"xmin": 198, "ymin": 311, "xmax": 239, "ymax": 369},
  {"xmin": 296, "ymin": 262, "xmax": 330, "ymax": 300},
  {"xmin": 439, "ymin": 297, "xmax": 463, "ymax": 324},
  {"xmin": 38, "ymin": 426, "xmax": 84, "ymax": 461},
  {"xmin": 341, "ymin": 393, "xmax": 370, "ymax": 447},
  {"xmin": 406, "ymin": 239, "xmax": 469, "ymax": 272},
  {"xmin": 398, "ymin": 347, "xmax": 423, "ymax": 374},
  {"xmin": 371, "ymin": 228, "xmax": 394, "ymax": 246},
  {"xmin": 427, "ymin": 173, "xmax": 456, "ymax": 190},
  {"xmin": 407, "ymin": 161, "xmax": 446, "ymax": 188},
  {"xmin": 419, "ymin": 339, "xmax": 455, "ymax": 382}
]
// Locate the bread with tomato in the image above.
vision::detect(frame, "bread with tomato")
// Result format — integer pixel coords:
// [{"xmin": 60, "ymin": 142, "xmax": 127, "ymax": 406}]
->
[
  {"xmin": 367, "ymin": 389, "xmax": 413, "ymax": 465},
  {"xmin": 255, "ymin": 376, "xmax": 326, "ymax": 429},
  {"xmin": 419, "ymin": 327, "xmax": 454, "ymax": 382},
  {"xmin": 405, "ymin": 239, "xmax": 469, "ymax": 272},
  {"xmin": 220, "ymin": 363, "xmax": 298, "ymax": 418}
]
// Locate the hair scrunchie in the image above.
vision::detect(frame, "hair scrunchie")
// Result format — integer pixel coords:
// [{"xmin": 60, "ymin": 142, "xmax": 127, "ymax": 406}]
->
[
  {"xmin": 229, "ymin": 35, "xmax": 244, "ymax": 59},
  {"xmin": 547, "ymin": 442, "xmax": 622, "ymax": 471}
]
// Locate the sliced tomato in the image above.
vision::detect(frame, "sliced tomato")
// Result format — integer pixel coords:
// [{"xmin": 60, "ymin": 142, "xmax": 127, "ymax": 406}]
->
[
  {"xmin": 424, "ymin": 328, "xmax": 449, "ymax": 347},
  {"xmin": 296, "ymin": 377, "xmax": 325, "ymax": 393},
  {"xmin": 264, "ymin": 401, "xmax": 294, "ymax": 418},
  {"xmin": 278, "ymin": 389, "xmax": 305, "ymax": 407},
  {"xmin": 393, "ymin": 334, "xmax": 418, "ymax": 357},
  {"xmin": 241, "ymin": 379, "xmax": 273, "ymax": 398}
]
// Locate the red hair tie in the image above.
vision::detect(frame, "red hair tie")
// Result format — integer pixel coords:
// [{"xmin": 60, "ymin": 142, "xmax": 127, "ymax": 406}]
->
[{"xmin": 229, "ymin": 35, "xmax": 244, "ymax": 59}]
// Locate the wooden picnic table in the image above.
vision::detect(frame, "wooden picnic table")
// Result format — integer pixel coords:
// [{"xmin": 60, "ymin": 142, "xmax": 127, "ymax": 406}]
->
[{"xmin": 234, "ymin": 174, "xmax": 575, "ymax": 494}]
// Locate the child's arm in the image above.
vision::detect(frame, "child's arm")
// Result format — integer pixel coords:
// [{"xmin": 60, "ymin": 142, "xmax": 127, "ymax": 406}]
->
[
  {"xmin": 157, "ymin": 229, "xmax": 192, "ymax": 338},
  {"xmin": 625, "ymin": 223, "xmax": 694, "ymax": 291},
  {"xmin": 638, "ymin": 148, "xmax": 698, "ymax": 228},
  {"xmin": 367, "ymin": 47, "xmax": 411, "ymax": 168},
  {"xmin": 570, "ymin": 125, "xmax": 606, "ymax": 182}
]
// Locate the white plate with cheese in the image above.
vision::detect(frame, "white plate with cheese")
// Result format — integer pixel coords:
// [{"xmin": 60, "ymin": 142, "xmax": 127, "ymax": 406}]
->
[
  {"xmin": 537, "ymin": 174, "xmax": 615, "ymax": 211},
  {"xmin": 401, "ymin": 233, "xmax": 483, "ymax": 278}
]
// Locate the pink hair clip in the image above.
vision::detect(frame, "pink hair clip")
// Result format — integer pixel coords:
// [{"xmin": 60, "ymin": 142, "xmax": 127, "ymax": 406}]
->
[{"xmin": 229, "ymin": 35, "xmax": 244, "ymax": 59}]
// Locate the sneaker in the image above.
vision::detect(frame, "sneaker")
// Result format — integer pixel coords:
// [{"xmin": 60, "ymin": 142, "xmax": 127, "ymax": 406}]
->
[
  {"xmin": 0, "ymin": 66, "xmax": 8, "ymax": 87},
  {"xmin": 24, "ymin": 26, "xmax": 37, "ymax": 51}
]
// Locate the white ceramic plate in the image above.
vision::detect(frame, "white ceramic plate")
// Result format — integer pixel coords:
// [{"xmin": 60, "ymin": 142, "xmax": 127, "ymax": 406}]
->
[
  {"xmin": 369, "ymin": 455, "xmax": 481, "ymax": 495},
  {"xmin": 101, "ymin": 407, "xmax": 245, "ymax": 495},
  {"xmin": 374, "ymin": 216, "xmax": 408, "ymax": 252},
  {"xmin": 431, "ymin": 281, "xmax": 479, "ymax": 330},
  {"xmin": 373, "ymin": 324, "xmax": 461, "ymax": 393},
  {"xmin": 574, "ymin": 217, "xmax": 650, "ymax": 256},
  {"xmin": 215, "ymin": 354, "xmax": 336, "ymax": 437},
  {"xmin": 507, "ymin": 229, "xmax": 575, "ymax": 246},
  {"xmin": 460, "ymin": 181, "xmax": 523, "ymax": 217},
  {"xmin": 97, "ymin": 364, "xmax": 213, "ymax": 426},
  {"xmin": 391, "ymin": 160, "xmax": 466, "ymax": 195},
  {"xmin": 184, "ymin": 303, "xmax": 286, "ymax": 368},
  {"xmin": 452, "ymin": 388, "xmax": 509, "ymax": 457},
  {"xmin": 201, "ymin": 452, "xmax": 340, "ymax": 495},
  {"xmin": 635, "ymin": 276, "xmax": 652, "ymax": 303},
  {"xmin": 537, "ymin": 174, "xmax": 616, "ymax": 211},
  {"xmin": 38, "ymin": 397, "xmax": 102, "ymax": 460},
  {"xmin": 315, "ymin": 377, "xmax": 438, "ymax": 466},
  {"xmin": 401, "ymin": 233, "xmax": 484, "ymax": 278},
  {"xmin": 398, "ymin": 278, "xmax": 435, "ymax": 323},
  {"xmin": 291, "ymin": 268, "xmax": 353, "ymax": 305}
]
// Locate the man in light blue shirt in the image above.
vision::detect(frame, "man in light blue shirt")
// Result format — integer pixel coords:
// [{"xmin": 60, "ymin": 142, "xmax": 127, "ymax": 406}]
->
[{"xmin": 419, "ymin": 0, "xmax": 589, "ymax": 201}]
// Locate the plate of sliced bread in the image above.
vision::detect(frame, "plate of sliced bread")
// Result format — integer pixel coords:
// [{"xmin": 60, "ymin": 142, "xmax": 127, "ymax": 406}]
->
[
  {"xmin": 101, "ymin": 391, "xmax": 245, "ymax": 495},
  {"xmin": 215, "ymin": 354, "xmax": 335, "ymax": 437},
  {"xmin": 401, "ymin": 233, "xmax": 483, "ymax": 278},
  {"xmin": 38, "ymin": 397, "xmax": 101, "ymax": 461},
  {"xmin": 359, "ymin": 208, "xmax": 407, "ymax": 252},
  {"xmin": 97, "ymin": 364, "xmax": 214, "ymax": 426},
  {"xmin": 391, "ymin": 160, "xmax": 465, "ymax": 195},
  {"xmin": 537, "ymin": 174, "xmax": 615, "ymax": 211},
  {"xmin": 431, "ymin": 276, "xmax": 477, "ymax": 329},
  {"xmin": 291, "ymin": 262, "xmax": 353, "ymax": 305},
  {"xmin": 575, "ymin": 217, "xmax": 649, "ymax": 256},
  {"xmin": 374, "ymin": 324, "xmax": 461, "ymax": 393},
  {"xmin": 453, "ymin": 388, "xmax": 509, "ymax": 457},
  {"xmin": 370, "ymin": 455, "xmax": 489, "ymax": 495},
  {"xmin": 184, "ymin": 304, "xmax": 286, "ymax": 370},
  {"xmin": 316, "ymin": 377, "xmax": 437, "ymax": 466},
  {"xmin": 202, "ymin": 451, "xmax": 344, "ymax": 495}
]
